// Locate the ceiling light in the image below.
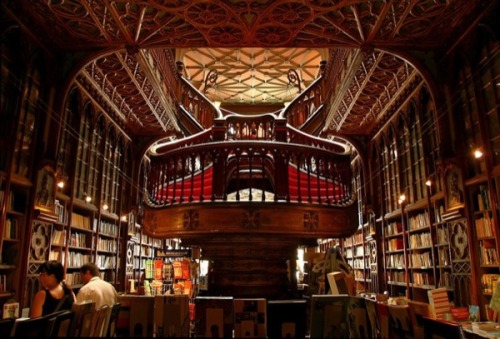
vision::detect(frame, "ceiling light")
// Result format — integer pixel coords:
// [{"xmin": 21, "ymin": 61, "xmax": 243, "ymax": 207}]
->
[{"xmin": 474, "ymin": 148, "xmax": 483, "ymax": 158}]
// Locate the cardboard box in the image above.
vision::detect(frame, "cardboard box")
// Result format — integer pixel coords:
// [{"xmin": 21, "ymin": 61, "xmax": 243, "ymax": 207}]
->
[
  {"xmin": 234, "ymin": 298, "xmax": 267, "ymax": 338},
  {"xmin": 154, "ymin": 295, "xmax": 190, "ymax": 337}
]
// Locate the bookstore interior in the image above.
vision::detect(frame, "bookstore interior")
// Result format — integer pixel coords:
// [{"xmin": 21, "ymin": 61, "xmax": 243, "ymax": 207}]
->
[{"xmin": 0, "ymin": 1, "xmax": 499, "ymax": 337}]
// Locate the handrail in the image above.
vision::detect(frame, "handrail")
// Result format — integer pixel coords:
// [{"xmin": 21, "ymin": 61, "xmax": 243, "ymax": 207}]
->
[
  {"xmin": 146, "ymin": 139, "xmax": 354, "ymax": 207},
  {"xmin": 279, "ymin": 61, "xmax": 326, "ymax": 128}
]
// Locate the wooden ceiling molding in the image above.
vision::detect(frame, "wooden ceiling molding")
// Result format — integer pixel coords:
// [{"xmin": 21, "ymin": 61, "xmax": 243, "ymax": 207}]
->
[{"xmin": 3, "ymin": 0, "xmax": 490, "ymax": 139}]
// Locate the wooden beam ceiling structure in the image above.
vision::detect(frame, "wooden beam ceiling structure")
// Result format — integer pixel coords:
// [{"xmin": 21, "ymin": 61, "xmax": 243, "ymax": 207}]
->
[{"xmin": 2, "ymin": 0, "xmax": 490, "ymax": 140}]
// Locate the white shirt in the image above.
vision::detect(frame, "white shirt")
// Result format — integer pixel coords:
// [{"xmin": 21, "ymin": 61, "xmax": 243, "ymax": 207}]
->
[{"xmin": 76, "ymin": 276, "xmax": 118, "ymax": 308}]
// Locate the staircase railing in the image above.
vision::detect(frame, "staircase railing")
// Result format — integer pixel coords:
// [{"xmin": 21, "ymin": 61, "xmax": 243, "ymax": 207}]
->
[{"xmin": 145, "ymin": 114, "xmax": 354, "ymax": 207}]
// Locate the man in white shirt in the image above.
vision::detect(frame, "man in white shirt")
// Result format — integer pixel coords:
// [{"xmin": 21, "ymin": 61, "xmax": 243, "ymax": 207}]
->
[{"xmin": 76, "ymin": 262, "xmax": 118, "ymax": 308}]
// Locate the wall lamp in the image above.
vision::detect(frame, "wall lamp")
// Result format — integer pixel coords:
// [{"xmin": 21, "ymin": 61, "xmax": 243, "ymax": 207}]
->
[{"xmin": 398, "ymin": 193, "xmax": 406, "ymax": 205}]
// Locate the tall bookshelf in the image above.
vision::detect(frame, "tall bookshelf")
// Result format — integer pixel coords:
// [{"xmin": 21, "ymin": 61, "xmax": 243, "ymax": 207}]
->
[
  {"xmin": 405, "ymin": 205, "xmax": 436, "ymax": 301},
  {"xmin": 0, "ymin": 174, "xmax": 31, "ymax": 309},
  {"xmin": 467, "ymin": 174, "xmax": 500, "ymax": 318},
  {"xmin": 383, "ymin": 213, "xmax": 407, "ymax": 297}
]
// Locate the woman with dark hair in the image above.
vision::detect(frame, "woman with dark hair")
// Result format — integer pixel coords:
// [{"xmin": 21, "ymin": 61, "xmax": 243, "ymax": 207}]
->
[{"xmin": 30, "ymin": 260, "xmax": 76, "ymax": 318}]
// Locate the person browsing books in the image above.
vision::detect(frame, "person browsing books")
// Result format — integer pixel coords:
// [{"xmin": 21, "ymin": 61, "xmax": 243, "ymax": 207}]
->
[
  {"xmin": 76, "ymin": 262, "xmax": 118, "ymax": 308},
  {"xmin": 30, "ymin": 260, "xmax": 76, "ymax": 318}
]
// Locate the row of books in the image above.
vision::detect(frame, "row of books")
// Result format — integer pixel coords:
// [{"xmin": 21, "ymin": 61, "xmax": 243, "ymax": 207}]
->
[
  {"xmin": 70, "ymin": 212, "xmax": 93, "ymax": 230},
  {"xmin": 479, "ymin": 246, "xmax": 499, "ymax": 266},
  {"xmin": 49, "ymin": 249, "xmax": 64, "ymax": 262},
  {"xmin": 69, "ymin": 232, "xmax": 90, "ymax": 248},
  {"xmin": 51, "ymin": 229, "xmax": 66, "ymax": 246},
  {"xmin": 482, "ymin": 273, "xmax": 500, "ymax": 294},
  {"xmin": 477, "ymin": 185, "xmax": 491, "ymax": 210},
  {"xmin": 407, "ymin": 211, "xmax": 430, "ymax": 230},
  {"xmin": 97, "ymin": 238, "xmax": 117, "ymax": 252},
  {"xmin": 386, "ymin": 238, "xmax": 403, "ymax": 251},
  {"xmin": 436, "ymin": 227, "xmax": 449, "ymax": 245},
  {"xmin": 387, "ymin": 270, "xmax": 405, "ymax": 283},
  {"xmin": 54, "ymin": 199, "xmax": 67, "ymax": 224},
  {"xmin": 410, "ymin": 252, "xmax": 432, "ymax": 267},
  {"xmin": 412, "ymin": 272, "xmax": 434, "ymax": 286},
  {"xmin": 475, "ymin": 215, "xmax": 494, "ymax": 238},
  {"xmin": 385, "ymin": 221, "xmax": 402, "ymax": 236},
  {"xmin": 408, "ymin": 232, "xmax": 432, "ymax": 248},
  {"xmin": 0, "ymin": 190, "xmax": 26, "ymax": 213},
  {"xmin": 3, "ymin": 217, "xmax": 17, "ymax": 239},
  {"xmin": 434, "ymin": 205, "xmax": 445, "ymax": 223},
  {"xmin": 385, "ymin": 253, "xmax": 405, "ymax": 268},
  {"xmin": 0, "ymin": 275, "xmax": 7, "ymax": 292}
]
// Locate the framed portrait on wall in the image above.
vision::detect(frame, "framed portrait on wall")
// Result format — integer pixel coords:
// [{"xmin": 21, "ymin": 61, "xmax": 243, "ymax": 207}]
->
[
  {"xmin": 34, "ymin": 165, "xmax": 56, "ymax": 213},
  {"xmin": 445, "ymin": 165, "xmax": 464, "ymax": 211}
]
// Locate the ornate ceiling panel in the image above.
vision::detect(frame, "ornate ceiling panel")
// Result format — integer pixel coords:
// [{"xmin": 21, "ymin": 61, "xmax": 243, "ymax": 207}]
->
[
  {"xmin": 181, "ymin": 47, "xmax": 324, "ymax": 105},
  {"xmin": 3, "ymin": 0, "xmax": 489, "ymax": 138}
]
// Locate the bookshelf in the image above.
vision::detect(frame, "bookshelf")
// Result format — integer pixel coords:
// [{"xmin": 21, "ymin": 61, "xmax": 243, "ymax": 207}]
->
[
  {"xmin": 343, "ymin": 224, "xmax": 372, "ymax": 292},
  {"xmin": 65, "ymin": 200, "xmax": 97, "ymax": 285},
  {"xmin": 383, "ymin": 213, "xmax": 407, "ymax": 297},
  {"xmin": 406, "ymin": 207, "xmax": 436, "ymax": 300},
  {"xmin": 0, "ymin": 173, "xmax": 31, "ymax": 312},
  {"xmin": 432, "ymin": 195, "xmax": 453, "ymax": 291},
  {"xmin": 467, "ymin": 173, "xmax": 500, "ymax": 319}
]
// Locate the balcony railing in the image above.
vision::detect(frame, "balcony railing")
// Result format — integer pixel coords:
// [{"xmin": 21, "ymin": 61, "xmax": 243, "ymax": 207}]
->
[{"xmin": 145, "ymin": 114, "xmax": 354, "ymax": 208}]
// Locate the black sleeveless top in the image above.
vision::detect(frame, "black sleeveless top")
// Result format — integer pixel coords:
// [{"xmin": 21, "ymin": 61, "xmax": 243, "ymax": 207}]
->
[{"xmin": 42, "ymin": 287, "xmax": 74, "ymax": 315}]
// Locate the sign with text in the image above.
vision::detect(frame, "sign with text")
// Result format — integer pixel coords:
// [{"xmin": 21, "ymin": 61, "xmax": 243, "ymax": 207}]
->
[{"xmin": 156, "ymin": 249, "xmax": 191, "ymax": 258}]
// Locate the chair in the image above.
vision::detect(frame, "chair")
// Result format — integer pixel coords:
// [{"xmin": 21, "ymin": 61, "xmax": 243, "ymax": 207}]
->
[
  {"xmin": 421, "ymin": 316, "xmax": 465, "ymax": 339},
  {"xmin": 0, "ymin": 317, "xmax": 15, "ymax": 337},
  {"xmin": 47, "ymin": 309, "xmax": 75, "ymax": 337},
  {"xmin": 106, "ymin": 303, "xmax": 121, "ymax": 337},
  {"xmin": 309, "ymin": 294, "xmax": 350, "ymax": 338},
  {"xmin": 407, "ymin": 300, "xmax": 432, "ymax": 338},
  {"xmin": 10, "ymin": 312, "xmax": 59, "ymax": 337},
  {"xmin": 375, "ymin": 302, "xmax": 391, "ymax": 339},
  {"xmin": 387, "ymin": 304, "xmax": 413, "ymax": 339},
  {"xmin": 365, "ymin": 298, "xmax": 380, "ymax": 338},
  {"xmin": 91, "ymin": 304, "xmax": 112, "ymax": 337},
  {"xmin": 68, "ymin": 300, "xmax": 96, "ymax": 337},
  {"xmin": 346, "ymin": 296, "xmax": 370, "ymax": 339}
]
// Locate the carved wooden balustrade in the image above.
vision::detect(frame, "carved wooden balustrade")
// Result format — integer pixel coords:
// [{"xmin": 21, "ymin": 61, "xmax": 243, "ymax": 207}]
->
[{"xmin": 145, "ymin": 114, "xmax": 354, "ymax": 207}]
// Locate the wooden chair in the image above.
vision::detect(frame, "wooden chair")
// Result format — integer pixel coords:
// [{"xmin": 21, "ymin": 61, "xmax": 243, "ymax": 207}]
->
[
  {"xmin": 421, "ymin": 316, "xmax": 465, "ymax": 339},
  {"xmin": 106, "ymin": 303, "xmax": 121, "ymax": 337},
  {"xmin": 387, "ymin": 304, "xmax": 413, "ymax": 339},
  {"xmin": 309, "ymin": 294, "xmax": 350, "ymax": 338},
  {"xmin": 346, "ymin": 296, "xmax": 370, "ymax": 339},
  {"xmin": 375, "ymin": 302, "xmax": 391, "ymax": 339},
  {"xmin": 68, "ymin": 300, "xmax": 96, "ymax": 337},
  {"xmin": 407, "ymin": 300, "xmax": 432, "ymax": 338},
  {"xmin": 47, "ymin": 309, "xmax": 75, "ymax": 337},
  {"xmin": 90, "ymin": 304, "xmax": 112, "ymax": 337},
  {"xmin": 10, "ymin": 312, "xmax": 59, "ymax": 337},
  {"xmin": 0, "ymin": 317, "xmax": 16, "ymax": 337},
  {"xmin": 364, "ymin": 298, "xmax": 380, "ymax": 338}
]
